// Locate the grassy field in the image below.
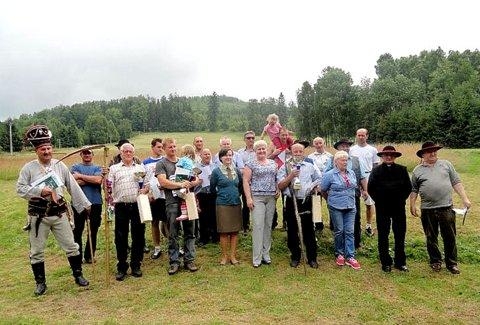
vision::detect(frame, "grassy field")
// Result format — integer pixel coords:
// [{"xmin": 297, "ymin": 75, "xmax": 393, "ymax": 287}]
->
[{"xmin": 0, "ymin": 132, "xmax": 479, "ymax": 324}]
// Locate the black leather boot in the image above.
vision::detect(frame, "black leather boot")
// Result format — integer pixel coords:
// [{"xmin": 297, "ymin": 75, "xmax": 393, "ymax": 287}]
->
[
  {"xmin": 31, "ymin": 262, "xmax": 47, "ymax": 296},
  {"xmin": 68, "ymin": 255, "xmax": 89, "ymax": 286}
]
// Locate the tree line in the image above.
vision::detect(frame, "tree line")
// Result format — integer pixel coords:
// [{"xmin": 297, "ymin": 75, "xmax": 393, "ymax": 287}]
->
[
  {"xmin": 295, "ymin": 48, "xmax": 480, "ymax": 148},
  {"xmin": 0, "ymin": 93, "xmax": 289, "ymax": 150},
  {"xmin": 1, "ymin": 47, "xmax": 479, "ymax": 151}
]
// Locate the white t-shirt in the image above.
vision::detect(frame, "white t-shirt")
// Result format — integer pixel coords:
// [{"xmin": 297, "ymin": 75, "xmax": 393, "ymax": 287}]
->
[{"xmin": 349, "ymin": 144, "xmax": 380, "ymax": 179}]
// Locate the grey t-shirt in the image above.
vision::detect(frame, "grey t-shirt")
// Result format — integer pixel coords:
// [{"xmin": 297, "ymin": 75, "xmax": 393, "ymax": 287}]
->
[
  {"xmin": 155, "ymin": 157, "xmax": 179, "ymax": 206},
  {"xmin": 411, "ymin": 159, "xmax": 461, "ymax": 209}
]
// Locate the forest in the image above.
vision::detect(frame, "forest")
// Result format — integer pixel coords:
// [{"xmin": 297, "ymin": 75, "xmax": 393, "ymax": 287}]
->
[{"xmin": 1, "ymin": 47, "xmax": 479, "ymax": 151}]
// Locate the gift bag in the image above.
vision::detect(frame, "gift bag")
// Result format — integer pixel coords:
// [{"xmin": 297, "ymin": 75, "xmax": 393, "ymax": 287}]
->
[
  {"xmin": 137, "ymin": 193, "xmax": 152, "ymax": 223},
  {"xmin": 184, "ymin": 191, "xmax": 199, "ymax": 221},
  {"xmin": 312, "ymin": 195, "xmax": 322, "ymax": 223}
]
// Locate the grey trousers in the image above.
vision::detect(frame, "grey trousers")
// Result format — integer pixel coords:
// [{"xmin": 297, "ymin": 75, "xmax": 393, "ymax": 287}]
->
[
  {"xmin": 251, "ymin": 195, "xmax": 276, "ymax": 266},
  {"xmin": 29, "ymin": 213, "xmax": 80, "ymax": 264}
]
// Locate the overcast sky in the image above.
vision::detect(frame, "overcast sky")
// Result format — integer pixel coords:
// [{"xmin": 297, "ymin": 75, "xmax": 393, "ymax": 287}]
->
[{"xmin": 1, "ymin": 0, "xmax": 478, "ymax": 121}]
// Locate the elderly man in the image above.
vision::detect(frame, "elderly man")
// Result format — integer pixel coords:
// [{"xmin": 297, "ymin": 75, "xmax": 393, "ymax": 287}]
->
[
  {"xmin": 308, "ymin": 137, "xmax": 333, "ymax": 173},
  {"xmin": 278, "ymin": 143, "xmax": 322, "ymax": 268},
  {"xmin": 195, "ymin": 148, "xmax": 218, "ymax": 246},
  {"xmin": 410, "ymin": 141, "xmax": 471, "ymax": 274},
  {"xmin": 108, "ymin": 142, "xmax": 148, "ymax": 281},
  {"xmin": 193, "ymin": 136, "xmax": 204, "ymax": 163},
  {"xmin": 325, "ymin": 139, "xmax": 368, "ymax": 248},
  {"xmin": 349, "ymin": 128, "xmax": 380, "ymax": 236},
  {"xmin": 213, "ymin": 136, "xmax": 245, "ymax": 169},
  {"xmin": 238, "ymin": 131, "xmax": 256, "ymax": 232},
  {"xmin": 156, "ymin": 138, "xmax": 201, "ymax": 275},
  {"xmin": 17, "ymin": 125, "xmax": 91, "ymax": 295},
  {"xmin": 368, "ymin": 146, "xmax": 412, "ymax": 272},
  {"xmin": 71, "ymin": 146, "xmax": 103, "ymax": 264}
]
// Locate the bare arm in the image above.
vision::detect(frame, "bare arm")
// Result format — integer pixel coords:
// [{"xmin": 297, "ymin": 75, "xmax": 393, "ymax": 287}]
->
[
  {"xmin": 157, "ymin": 174, "xmax": 191, "ymax": 190},
  {"xmin": 242, "ymin": 166, "xmax": 254, "ymax": 210},
  {"xmin": 409, "ymin": 192, "xmax": 419, "ymax": 217},
  {"xmin": 453, "ymin": 183, "xmax": 472, "ymax": 208}
]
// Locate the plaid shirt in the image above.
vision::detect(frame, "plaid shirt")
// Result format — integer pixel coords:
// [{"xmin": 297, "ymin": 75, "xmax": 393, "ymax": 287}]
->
[{"xmin": 108, "ymin": 162, "xmax": 146, "ymax": 203}]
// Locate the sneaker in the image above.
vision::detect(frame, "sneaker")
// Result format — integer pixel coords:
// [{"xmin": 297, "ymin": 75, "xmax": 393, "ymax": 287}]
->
[
  {"xmin": 184, "ymin": 262, "xmax": 199, "ymax": 272},
  {"xmin": 346, "ymin": 258, "xmax": 361, "ymax": 270},
  {"xmin": 168, "ymin": 263, "xmax": 180, "ymax": 275},
  {"xmin": 131, "ymin": 267, "xmax": 143, "ymax": 278},
  {"xmin": 115, "ymin": 271, "xmax": 127, "ymax": 281},
  {"xmin": 365, "ymin": 227, "xmax": 373, "ymax": 237},
  {"xmin": 335, "ymin": 255, "xmax": 345, "ymax": 266},
  {"xmin": 143, "ymin": 245, "xmax": 150, "ymax": 253},
  {"xmin": 151, "ymin": 249, "xmax": 162, "ymax": 259},
  {"xmin": 176, "ymin": 215, "xmax": 188, "ymax": 222},
  {"xmin": 447, "ymin": 265, "xmax": 460, "ymax": 274},
  {"xmin": 431, "ymin": 262, "xmax": 442, "ymax": 272}
]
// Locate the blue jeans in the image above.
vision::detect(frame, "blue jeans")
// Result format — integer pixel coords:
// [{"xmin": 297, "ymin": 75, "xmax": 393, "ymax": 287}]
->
[{"xmin": 329, "ymin": 206, "xmax": 356, "ymax": 259}]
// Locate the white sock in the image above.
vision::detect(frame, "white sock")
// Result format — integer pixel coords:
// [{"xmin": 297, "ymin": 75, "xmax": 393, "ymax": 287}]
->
[{"xmin": 366, "ymin": 223, "xmax": 372, "ymax": 229}]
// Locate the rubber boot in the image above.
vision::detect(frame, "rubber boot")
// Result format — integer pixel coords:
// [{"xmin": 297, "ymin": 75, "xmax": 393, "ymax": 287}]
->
[
  {"xmin": 31, "ymin": 262, "xmax": 47, "ymax": 296},
  {"xmin": 68, "ymin": 255, "xmax": 89, "ymax": 286}
]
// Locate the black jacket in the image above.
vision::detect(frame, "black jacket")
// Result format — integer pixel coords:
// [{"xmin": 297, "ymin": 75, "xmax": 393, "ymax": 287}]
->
[{"xmin": 368, "ymin": 163, "xmax": 411, "ymax": 214}]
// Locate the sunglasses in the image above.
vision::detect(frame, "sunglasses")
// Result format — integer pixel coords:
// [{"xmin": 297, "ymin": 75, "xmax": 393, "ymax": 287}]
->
[{"xmin": 245, "ymin": 136, "xmax": 255, "ymax": 140}]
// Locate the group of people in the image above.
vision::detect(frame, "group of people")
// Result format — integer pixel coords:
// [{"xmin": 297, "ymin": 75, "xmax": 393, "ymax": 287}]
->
[{"xmin": 17, "ymin": 119, "xmax": 471, "ymax": 296}]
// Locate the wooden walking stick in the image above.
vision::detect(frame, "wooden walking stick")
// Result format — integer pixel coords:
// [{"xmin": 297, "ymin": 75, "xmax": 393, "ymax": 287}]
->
[
  {"xmin": 289, "ymin": 183, "xmax": 308, "ymax": 276},
  {"xmin": 287, "ymin": 160, "xmax": 308, "ymax": 276},
  {"xmin": 85, "ymin": 211, "xmax": 96, "ymax": 281},
  {"xmin": 102, "ymin": 146, "xmax": 111, "ymax": 286}
]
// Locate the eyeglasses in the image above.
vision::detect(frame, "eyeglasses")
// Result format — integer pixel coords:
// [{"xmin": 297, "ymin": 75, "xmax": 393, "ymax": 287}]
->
[{"xmin": 245, "ymin": 137, "xmax": 255, "ymax": 140}]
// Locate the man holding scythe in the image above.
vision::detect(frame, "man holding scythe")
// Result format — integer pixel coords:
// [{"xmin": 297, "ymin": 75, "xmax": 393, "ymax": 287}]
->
[{"xmin": 278, "ymin": 143, "xmax": 321, "ymax": 269}]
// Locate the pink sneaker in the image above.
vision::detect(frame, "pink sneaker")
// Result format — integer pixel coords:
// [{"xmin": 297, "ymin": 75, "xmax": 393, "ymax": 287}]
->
[
  {"xmin": 176, "ymin": 215, "xmax": 188, "ymax": 222},
  {"xmin": 335, "ymin": 255, "xmax": 345, "ymax": 266},
  {"xmin": 345, "ymin": 258, "xmax": 361, "ymax": 270}
]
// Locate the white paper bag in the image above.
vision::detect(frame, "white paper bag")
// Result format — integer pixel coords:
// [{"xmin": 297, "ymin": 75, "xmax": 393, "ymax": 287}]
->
[
  {"xmin": 137, "ymin": 194, "xmax": 152, "ymax": 223},
  {"xmin": 184, "ymin": 192, "xmax": 199, "ymax": 221},
  {"xmin": 312, "ymin": 195, "xmax": 322, "ymax": 223}
]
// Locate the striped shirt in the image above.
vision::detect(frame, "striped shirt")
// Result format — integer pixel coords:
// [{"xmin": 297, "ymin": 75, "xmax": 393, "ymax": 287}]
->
[{"xmin": 108, "ymin": 161, "xmax": 146, "ymax": 203}]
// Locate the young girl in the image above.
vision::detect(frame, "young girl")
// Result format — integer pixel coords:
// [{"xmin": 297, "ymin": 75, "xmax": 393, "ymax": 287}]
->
[
  {"xmin": 261, "ymin": 113, "xmax": 293, "ymax": 149},
  {"xmin": 175, "ymin": 145, "xmax": 198, "ymax": 221}
]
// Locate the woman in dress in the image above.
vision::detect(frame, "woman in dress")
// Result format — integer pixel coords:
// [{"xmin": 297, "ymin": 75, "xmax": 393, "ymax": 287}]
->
[
  {"xmin": 210, "ymin": 148, "xmax": 243, "ymax": 265},
  {"xmin": 243, "ymin": 140, "xmax": 278, "ymax": 268}
]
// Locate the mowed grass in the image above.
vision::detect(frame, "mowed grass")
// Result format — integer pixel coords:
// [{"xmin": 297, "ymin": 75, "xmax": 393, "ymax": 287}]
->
[{"xmin": 0, "ymin": 133, "xmax": 479, "ymax": 324}]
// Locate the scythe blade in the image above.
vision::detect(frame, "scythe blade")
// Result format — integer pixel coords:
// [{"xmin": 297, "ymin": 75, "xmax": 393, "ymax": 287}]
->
[{"xmin": 55, "ymin": 144, "xmax": 107, "ymax": 164}]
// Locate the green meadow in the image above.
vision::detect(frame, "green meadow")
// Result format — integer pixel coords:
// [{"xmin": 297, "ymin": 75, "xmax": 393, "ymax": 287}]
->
[{"xmin": 0, "ymin": 132, "xmax": 479, "ymax": 324}]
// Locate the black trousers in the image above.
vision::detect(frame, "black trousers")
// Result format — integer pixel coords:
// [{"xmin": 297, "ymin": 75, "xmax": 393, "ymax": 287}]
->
[
  {"xmin": 284, "ymin": 196, "xmax": 317, "ymax": 262},
  {"xmin": 73, "ymin": 203, "xmax": 102, "ymax": 261},
  {"xmin": 197, "ymin": 192, "xmax": 218, "ymax": 243},
  {"xmin": 421, "ymin": 207, "xmax": 457, "ymax": 267},
  {"xmin": 114, "ymin": 202, "xmax": 145, "ymax": 271},
  {"xmin": 241, "ymin": 191, "xmax": 250, "ymax": 231},
  {"xmin": 376, "ymin": 211, "xmax": 406, "ymax": 267}
]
